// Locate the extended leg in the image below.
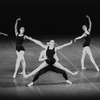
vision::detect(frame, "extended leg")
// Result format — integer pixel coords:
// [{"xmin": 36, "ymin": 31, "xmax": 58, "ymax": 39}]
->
[
  {"xmin": 25, "ymin": 61, "xmax": 48, "ymax": 78},
  {"xmin": 28, "ymin": 66, "xmax": 49, "ymax": 86},
  {"xmin": 51, "ymin": 66, "xmax": 72, "ymax": 84},
  {"xmin": 53, "ymin": 62, "xmax": 78, "ymax": 75}
]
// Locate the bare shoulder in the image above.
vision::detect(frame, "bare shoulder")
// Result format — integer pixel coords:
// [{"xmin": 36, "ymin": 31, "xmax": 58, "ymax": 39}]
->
[{"xmin": 24, "ymin": 35, "xmax": 29, "ymax": 39}]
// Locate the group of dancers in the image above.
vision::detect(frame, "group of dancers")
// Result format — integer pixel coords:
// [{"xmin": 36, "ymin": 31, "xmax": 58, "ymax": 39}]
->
[{"xmin": 0, "ymin": 15, "xmax": 99, "ymax": 86}]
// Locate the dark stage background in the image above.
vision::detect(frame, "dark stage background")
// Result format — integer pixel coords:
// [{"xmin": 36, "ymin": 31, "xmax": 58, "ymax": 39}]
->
[{"xmin": 0, "ymin": 0, "xmax": 100, "ymax": 41}]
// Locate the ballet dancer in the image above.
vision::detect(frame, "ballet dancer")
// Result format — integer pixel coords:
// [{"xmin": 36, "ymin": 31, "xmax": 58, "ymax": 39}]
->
[
  {"xmin": 24, "ymin": 40, "xmax": 78, "ymax": 86},
  {"xmin": 74, "ymin": 15, "xmax": 99, "ymax": 72},
  {"xmin": 13, "ymin": 18, "xmax": 47, "ymax": 78}
]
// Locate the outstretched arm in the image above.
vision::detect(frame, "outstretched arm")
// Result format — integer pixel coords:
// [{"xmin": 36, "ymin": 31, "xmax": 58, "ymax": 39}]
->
[
  {"xmin": 56, "ymin": 40, "xmax": 72, "ymax": 50},
  {"xmin": 15, "ymin": 18, "xmax": 21, "ymax": 36},
  {"xmin": 74, "ymin": 33, "xmax": 86, "ymax": 42},
  {"xmin": 86, "ymin": 15, "xmax": 92, "ymax": 33},
  {"xmin": 0, "ymin": 32, "xmax": 8, "ymax": 36},
  {"xmin": 24, "ymin": 35, "xmax": 46, "ymax": 48}
]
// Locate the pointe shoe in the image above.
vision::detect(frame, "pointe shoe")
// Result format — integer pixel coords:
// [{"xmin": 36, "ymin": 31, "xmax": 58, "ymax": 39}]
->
[
  {"xmin": 27, "ymin": 82, "xmax": 34, "ymax": 87},
  {"xmin": 82, "ymin": 67, "xmax": 86, "ymax": 70},
  {"xmin": 66, "ymin": 80, "xmax": 72, "ymax": 84}
]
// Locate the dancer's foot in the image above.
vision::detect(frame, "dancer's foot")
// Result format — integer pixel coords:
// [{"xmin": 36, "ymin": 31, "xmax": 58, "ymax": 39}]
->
[
  {"xmin": 96, "ymin": 67, "xmax": 99, "ymax": 72},
  {"xmin": 27, "ymin": 82, "xmax": 34, "ymax": 87},
  {"xmin": 66, "ymin": 80, "xmax": 72, "ymax": 84},
  {"xmin": 72, "ymin": 71, "xmax": 78, "ymax": 75},
  {"xmin": 13, "ymin": 73, "xmax": 16, "ymax": 79},
  {"xmin": 82, "ymin": 67, "xmax": 86, "ymax": 70}
]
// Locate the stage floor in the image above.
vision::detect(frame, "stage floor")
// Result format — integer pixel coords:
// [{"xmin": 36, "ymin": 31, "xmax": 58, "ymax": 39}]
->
[{"xmin": 0, "ymin": 38, "xmax": 100, "ymax": 100}]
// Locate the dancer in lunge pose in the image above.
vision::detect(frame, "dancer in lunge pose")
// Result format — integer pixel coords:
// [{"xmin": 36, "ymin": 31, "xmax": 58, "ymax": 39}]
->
[
  {"xmin": 24, "ymin": 40, "xmax": 78, "ymax": 86},
  {"xmin": 74, "ymin": 15, "xmax": 99, "ymax": 72}
]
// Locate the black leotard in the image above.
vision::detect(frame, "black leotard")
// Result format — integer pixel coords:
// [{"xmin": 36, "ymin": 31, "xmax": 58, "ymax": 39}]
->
[
  {"xmin": 16, "ymin": 34, "xmax": 25, "ymax": 52},
  {"xmin": 83, "ymin": 33, "xmax": 91, "ymax": 47},
  {"xmin": 32, "ymin": 46, "xmax": 68, "ymax": 83},
  {"xmin": 45, "ymin": 47, "xmax": 56, "ymax": 65}
]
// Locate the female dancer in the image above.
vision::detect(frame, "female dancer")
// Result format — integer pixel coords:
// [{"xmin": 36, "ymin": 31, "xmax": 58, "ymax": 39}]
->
[
  {"xmin": 13, "ymin": 18, "xmax": 47, "ymax": 78},
  {"xmin": 24, "ymin": 40, "xmax": 78, "ymax": 86},
  {"xmin": 74, "ymin": 15, "xmax": 99, "ymax": 72}
]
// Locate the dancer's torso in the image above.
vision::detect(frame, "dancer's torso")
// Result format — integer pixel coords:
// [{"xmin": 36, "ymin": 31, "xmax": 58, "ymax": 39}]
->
[
  {"xmin": 16, "ymin": 34, "xmax": 25, "ymax": 52},
  {"xmin": 46, "ymin": 47, "xmax": 55, "ymax": 59},
  {"xmin": 45, "ymin": 47, "xmax": 56, "ymax": 65},
  {"xmin": 83, "ymin": 33, "xmax": 91, "ymax": 47}
]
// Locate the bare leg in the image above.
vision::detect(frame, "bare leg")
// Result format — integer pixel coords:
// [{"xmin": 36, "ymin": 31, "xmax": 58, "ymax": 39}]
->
[
  {"xmin": 19, "ymin": 51, "xmax": 26, "ymax": 75},
  {"xmin": 86, "ymin": 47, "xmax": 99, "ymax": 72},
  {"xmin": 81, "ymin": 48, "xmax": 86, "ymax": 70},
  {"xmin": 24, "ymin": 61, "xmax": 48, "ymax": 78},
  {"xmin": 13, "ymin": 51, "xmax": 21, "ymax": 78},
  {"xmin": 53, "ymin": 61, "xmax": 78, "ymax": 75},
  {"xmin": 21, "ymin": 57, "xmax": 26, "ymax": 75}
]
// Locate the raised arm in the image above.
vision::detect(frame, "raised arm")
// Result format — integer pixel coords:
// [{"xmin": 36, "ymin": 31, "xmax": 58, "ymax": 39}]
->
[
  {"xmin": 24, "ymin": 35, "xmax": 46, "ymax": 48},
  {"xmin": 15, "ymin": 18, "xmax": 21, "ymax": 36},
  {"xmin": 74, "ymin": 33, "xmax": 86, "ymax": 42},
  {"xmin": 56, "ymin": 40, "xmax": 72, "ymax": 50},
  {"xmin": 0, "ymin": 32, "xmax": 8, "ymax": 36},
  {"xmin": 86, "ymin": 15, "xmax": 92, "ymax": 33}
]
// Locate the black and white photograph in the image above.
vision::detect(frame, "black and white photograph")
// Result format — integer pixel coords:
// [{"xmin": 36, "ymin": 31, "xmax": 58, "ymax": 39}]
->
[{"xmin": 0, "ymin": 0, "xmax": 100, "ymax": 100}]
